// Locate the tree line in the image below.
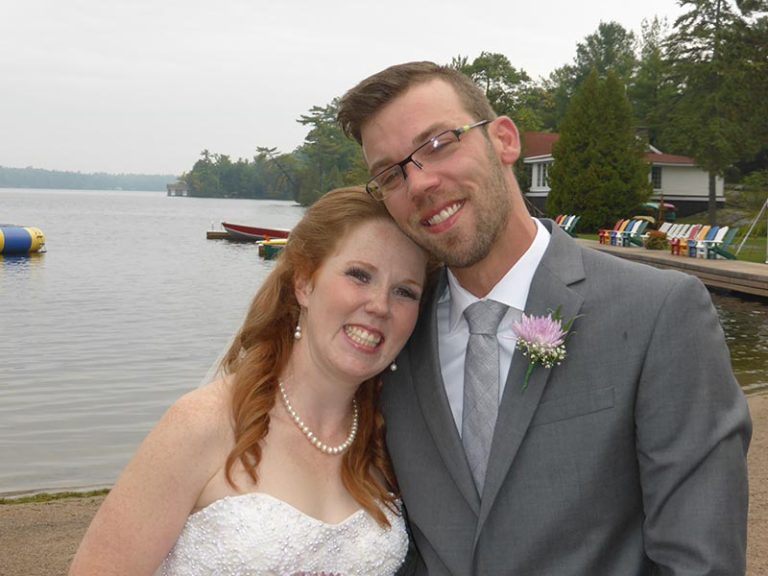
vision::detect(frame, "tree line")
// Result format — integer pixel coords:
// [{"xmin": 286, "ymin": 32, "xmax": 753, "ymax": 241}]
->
[
  {"xmin": 0, "ymin": 166, "xmax": 176, "ymax": 192},
  {"xmin": 179, "ymin": 0, "xmax": 768, "ymax": 229}
]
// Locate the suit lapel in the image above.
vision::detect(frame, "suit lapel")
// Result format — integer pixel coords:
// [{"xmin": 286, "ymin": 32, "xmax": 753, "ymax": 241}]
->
[
  {"xmin": 476, "ymin": 222, "xmax": 586, "ymax": 535},
  {"xmin": 409, "ymin": 270, "xmax": 481, "ymax": 514}
]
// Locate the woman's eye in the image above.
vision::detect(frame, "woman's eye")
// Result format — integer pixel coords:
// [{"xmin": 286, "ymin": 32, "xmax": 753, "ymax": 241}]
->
[
  {"xmin": 394, "ymin": 286, "xmax": 420, "ymax": 300},
  {"xmin": 346, "ymin": 267, "xmax": 370, "ymax": 283}
]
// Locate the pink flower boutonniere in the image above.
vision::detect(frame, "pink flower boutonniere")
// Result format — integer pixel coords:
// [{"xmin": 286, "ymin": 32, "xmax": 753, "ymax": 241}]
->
[{"xmin": 511, "ymin": 307, "xmax": 579, "ymax": 391}]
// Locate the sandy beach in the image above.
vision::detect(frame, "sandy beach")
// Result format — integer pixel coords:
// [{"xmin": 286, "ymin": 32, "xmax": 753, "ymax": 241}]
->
[{"xmin": 2, "ymin": 391, "xmax": 766, "ymax": 576}]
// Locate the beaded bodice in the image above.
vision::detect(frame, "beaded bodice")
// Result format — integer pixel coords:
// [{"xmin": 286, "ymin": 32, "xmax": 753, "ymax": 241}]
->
[{"xmin": 156, "ymin": 492, "xmax": 408, "ymax": 576}]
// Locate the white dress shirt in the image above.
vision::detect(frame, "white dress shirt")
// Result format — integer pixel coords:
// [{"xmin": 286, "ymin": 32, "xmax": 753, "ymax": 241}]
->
[{"xmin": 437, "ymin": 218, "xmax": 550, "ymax": 434}]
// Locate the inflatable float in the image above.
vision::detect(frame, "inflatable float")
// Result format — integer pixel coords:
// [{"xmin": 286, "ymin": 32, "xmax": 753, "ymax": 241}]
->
[{"xmin": 0, "ymin": 225, "xmax": 46, "ymax": 255}]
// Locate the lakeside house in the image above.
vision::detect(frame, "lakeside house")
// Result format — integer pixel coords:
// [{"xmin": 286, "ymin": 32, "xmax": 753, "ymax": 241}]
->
[
  {"xmin": 166, "ymin": 181, "xmax": 189, "ymax": 197},
  {"xmin": 522, "ymin": 132, "xmax": 725, "ymax": 217}
]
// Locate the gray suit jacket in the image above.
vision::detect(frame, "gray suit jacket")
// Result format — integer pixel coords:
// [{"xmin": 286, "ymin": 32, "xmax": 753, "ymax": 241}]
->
[{"xmin": 383, "ymin": 220, "xmax": 751, "ymax": 576}]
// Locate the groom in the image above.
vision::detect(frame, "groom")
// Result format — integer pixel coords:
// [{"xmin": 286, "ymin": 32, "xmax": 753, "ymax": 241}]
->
[{"xmin": 338, "ymin": 61, "xmax": 751, "ymax": 575}]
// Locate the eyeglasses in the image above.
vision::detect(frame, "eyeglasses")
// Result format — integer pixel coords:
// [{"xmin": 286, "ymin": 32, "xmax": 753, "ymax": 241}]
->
[{"xmin": 365, "ymin": 120, "xmax": 491, "ymax": 201}]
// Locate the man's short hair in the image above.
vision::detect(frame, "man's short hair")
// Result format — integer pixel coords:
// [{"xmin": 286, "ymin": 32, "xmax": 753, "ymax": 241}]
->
[{"xmin": 337, "ymin": 61, "xmax": 497, "ymax": 145}]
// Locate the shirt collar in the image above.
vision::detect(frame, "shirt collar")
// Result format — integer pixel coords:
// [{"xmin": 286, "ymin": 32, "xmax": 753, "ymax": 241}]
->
[{"xmin": 442, "ymin": 218, "xmax": 551, "ymax": 331}]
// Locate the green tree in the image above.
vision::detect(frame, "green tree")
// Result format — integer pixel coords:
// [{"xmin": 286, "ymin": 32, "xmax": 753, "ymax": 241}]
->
[
  {"xmin": 547, "ymin": 70, "xmax": 651, "ymax": 230},
  {"xmin": 543, "ymin": 22, "xmax": 638, "ymax": 130},
  {"xmin": 451, "ymin": 52, "xmax": 544, "ymax": 132},
  {"xmin": 574, "ymin": 22, "xmax": 638, "ymax": 85},
  {"xmin": 541, "ymin": 64, "xmax": 578, "ymax": 130},
  {"xmin": 664, "ymin": 0, "xmax": 766, "ymax": 222},
  {"xmin": 629, "ymin": 17, "xmax": 676, "ymax": 148},
  {"xmin": 255, "ymin": 147, "xmax": 300, "ymax": 200},
  {"xmin": 186, "ymin": 150, "xmax": 222, "ymax": 197},
  {"xmin": 295, "ymin": 100, "xmax": 366, "ymax": 205}
]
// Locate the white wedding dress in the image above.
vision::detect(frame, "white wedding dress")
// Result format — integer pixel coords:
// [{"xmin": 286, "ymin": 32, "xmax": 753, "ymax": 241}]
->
[{"xmin": 155, "ymin": 492, "xmax": 408, "ymax": 575}]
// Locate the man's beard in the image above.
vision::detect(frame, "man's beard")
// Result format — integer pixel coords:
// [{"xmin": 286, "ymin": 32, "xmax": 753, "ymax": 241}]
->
[{"xmin": 412, "ymin": 153, "xmax": 511, "ymax": 269}]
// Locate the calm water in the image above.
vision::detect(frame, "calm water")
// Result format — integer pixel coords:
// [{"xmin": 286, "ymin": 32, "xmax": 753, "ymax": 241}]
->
[
  {"xmin": 0, "ymin": 189, "xmax": 304, "ymax": 495},
  {"xmin": 0, "ymin": 189, "xmax": 766, "ymax": 496}
]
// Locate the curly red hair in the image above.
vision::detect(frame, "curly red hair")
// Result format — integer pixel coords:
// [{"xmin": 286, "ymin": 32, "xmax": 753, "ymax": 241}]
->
[{"xmin": 220, "ymin": 187, "xmax": 417, "ymax": 526}]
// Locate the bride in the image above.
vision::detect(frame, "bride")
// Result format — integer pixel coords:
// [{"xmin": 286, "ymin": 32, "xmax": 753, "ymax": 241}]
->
[{"xmin": 70, "ymin": 187, "xmax": 431, "ymax": 575}]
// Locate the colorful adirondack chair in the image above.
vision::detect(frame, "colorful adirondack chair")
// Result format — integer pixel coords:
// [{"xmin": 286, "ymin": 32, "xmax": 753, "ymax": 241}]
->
[
  {"xmin": 686, "ymin": 225, "xmax": 713, "ymax": 256},
  {"xmin": 708, "ymin": 227, "xmax": 740, "ymax": 259},
  {"xmin": 699, "ymin": 226, "xmax": 728, "ymax": 258},
  {"xmin": 599, "ymin": 219, "xmax": 624, "ymax": 244},
  {"xmin": 626, "ymin": 220, "xmax": 650, "ymax": 246},
  {"xmin": 666, "ymin": 223, "xmax": 688, "ymax": 244},
  {"xmin": 690, "ymin": 226, "xmax": 719, "ymax": 257},
  {"xmin": 671, "ymin": 224, "xmax": 701, "ymax": 255},
  {"xmin": 610, "ymin": 220, "xmax": 632, "ymax": 245},
  {"xmin": 616, "ymin": 220, "xmax": 642, "ymax": 246},
  {"xmin": 562, "ymin": 215, "xmax": 580, "ymax": 237}
]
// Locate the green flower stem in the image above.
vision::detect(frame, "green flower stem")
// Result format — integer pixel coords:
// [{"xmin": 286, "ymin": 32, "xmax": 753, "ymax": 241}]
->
[{"xmin": 522, "ymin": 363, "xmax": 536, "ymax": 392}]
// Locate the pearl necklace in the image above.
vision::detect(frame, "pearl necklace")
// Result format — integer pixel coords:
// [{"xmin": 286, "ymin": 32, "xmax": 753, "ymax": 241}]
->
[{"xmin": 278, "ymin": 381, "xmax": 359, "ymax": 455}]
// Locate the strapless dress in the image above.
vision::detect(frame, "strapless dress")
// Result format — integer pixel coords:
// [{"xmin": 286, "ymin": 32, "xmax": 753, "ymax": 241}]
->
[{"xmin": 155, "ymin": 492, "xmax": 408, "ymax": 575}]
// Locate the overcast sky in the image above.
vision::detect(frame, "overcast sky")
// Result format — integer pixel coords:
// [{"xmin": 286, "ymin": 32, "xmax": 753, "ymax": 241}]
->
[{"xmin": 1, "ymin": 0, "xmax": 685, "ymax": 176}]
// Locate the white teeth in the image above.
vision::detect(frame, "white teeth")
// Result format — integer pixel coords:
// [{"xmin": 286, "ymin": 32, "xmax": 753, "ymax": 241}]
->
[
  {"xmin": 427, "ymin": 202, "xmax": 462, "ymax": 226},
  {"xmin": 345, "ymin": 326, "xmax": 382, "ymax": 348}
]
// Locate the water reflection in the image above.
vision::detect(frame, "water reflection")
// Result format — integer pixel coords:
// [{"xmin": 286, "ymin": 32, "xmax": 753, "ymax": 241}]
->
[
  {"xmin": 711, "ymin": 290, "xmax": 768, "ymax": 390},
  {"xmin": 0, "ymin": 252, "xmax": 46, "ymax": 268}
]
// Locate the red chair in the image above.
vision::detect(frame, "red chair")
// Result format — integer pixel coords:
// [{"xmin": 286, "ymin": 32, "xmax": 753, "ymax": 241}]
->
[{"xmin": 599, "ymin": 219, "xmax": 624, "ymax": 245}]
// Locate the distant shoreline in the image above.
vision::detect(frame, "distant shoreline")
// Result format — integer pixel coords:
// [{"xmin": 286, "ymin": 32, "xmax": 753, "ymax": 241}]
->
[{"xmin": 0, "ymin": 164, "xmax": 178, "ymax": 192}]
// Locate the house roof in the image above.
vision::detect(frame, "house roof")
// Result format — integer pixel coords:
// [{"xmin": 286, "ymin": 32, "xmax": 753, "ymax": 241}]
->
[
  {"xmin": 522, "ymin": 131, "xmax": 696, "ymax": 165},
  {"xmin": 522, "ymin": 132, "xmax": 560, "ymax": 159},
  {"xmin": 645, "ymin": 152, "xmax": 695, "ymax": 166}
]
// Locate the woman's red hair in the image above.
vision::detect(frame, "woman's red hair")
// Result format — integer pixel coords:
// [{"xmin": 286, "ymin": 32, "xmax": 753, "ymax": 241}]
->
[{"xmin": 220, "ymin": 187, "xmax": 415, "ymax": 526}]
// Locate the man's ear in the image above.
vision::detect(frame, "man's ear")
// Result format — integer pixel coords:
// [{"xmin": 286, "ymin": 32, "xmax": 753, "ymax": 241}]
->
[
  {"xmin": 294, "ymin": 273, "xmax": 312, "ymax": 307},
  {"xmin": 489, "ymin": 116, "xmax": 521, "ymax": 166}
]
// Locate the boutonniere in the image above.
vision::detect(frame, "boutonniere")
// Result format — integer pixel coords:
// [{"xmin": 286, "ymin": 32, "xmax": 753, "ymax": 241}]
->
[{"xmin": 511, "ymin": 307, "xmax": 579, "ymax": 391}]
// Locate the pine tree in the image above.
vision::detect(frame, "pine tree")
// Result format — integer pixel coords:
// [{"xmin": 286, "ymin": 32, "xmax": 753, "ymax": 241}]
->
[
  {"xmin": 547, "ymin": 69, "xmax": 651, "ymax": 231},
  {"xmin": 664, "ymin": 0, "xmax": 767, "ymax": 222}
]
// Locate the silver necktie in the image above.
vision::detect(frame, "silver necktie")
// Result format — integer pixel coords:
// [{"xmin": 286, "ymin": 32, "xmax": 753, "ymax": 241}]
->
[{"xmin": 462, "ymin": 300, "xmax": 508, "ymax": 494}]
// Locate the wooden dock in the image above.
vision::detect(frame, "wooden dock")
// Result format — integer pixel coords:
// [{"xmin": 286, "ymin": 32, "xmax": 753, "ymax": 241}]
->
[{"xmin": 578, "ymin": 239, "xmax": 768, "ymax": 298}]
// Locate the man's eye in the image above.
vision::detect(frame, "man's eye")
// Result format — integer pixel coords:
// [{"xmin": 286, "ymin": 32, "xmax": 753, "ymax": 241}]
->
[
  {"xmin": 378, "ymin": 169, "xmax": 401, "ymax": 189},
  {"xmin": 422, "ymin": 135, "xmax": 456, "ymax": 157}
]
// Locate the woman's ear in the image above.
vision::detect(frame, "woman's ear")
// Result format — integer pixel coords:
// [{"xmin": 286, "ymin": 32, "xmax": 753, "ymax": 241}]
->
[
  {"xmin": 489, "ymin": 116, "xmax": 521, "ymax": 166},
  {"xmin": 294, "ymin": 273, "xmax": 312, "ymax": 307}
]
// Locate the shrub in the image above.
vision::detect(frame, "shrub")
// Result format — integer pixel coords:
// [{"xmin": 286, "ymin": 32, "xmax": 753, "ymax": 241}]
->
[{"xmin": 644, "ymin": 230, "xmax": 669, "ymax": 250}]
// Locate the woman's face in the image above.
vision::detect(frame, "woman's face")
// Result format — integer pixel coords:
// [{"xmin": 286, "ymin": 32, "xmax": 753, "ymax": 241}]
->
[{"xmin": 295, "ymin": 218, "xmax": 427, "ymax": 383}]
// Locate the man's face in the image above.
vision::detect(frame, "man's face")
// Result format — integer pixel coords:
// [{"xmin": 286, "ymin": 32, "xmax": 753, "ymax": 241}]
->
[{"xmin": 360, "ymin": 79, "xmax": 515, "ymax": 269}]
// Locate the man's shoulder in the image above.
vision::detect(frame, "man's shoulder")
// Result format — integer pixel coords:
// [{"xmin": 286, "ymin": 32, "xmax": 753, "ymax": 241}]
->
[{"xmin": 576, "ymin": 241, "xmax": 690, "ymax": 288}]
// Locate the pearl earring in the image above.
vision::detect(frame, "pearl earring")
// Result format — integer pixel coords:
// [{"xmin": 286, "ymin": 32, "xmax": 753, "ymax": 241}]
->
[
  {"xmin": 390, "ymin": 362, "xmax": 397, "ymax": 372},
  {"xmin": 294, "ymin": 323, "xmax": 302, "ymax": 340}
]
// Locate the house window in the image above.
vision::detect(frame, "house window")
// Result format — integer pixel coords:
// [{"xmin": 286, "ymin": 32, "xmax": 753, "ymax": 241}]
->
[
  {"xmin": 537, "ymin": 163, "xmax": 550, "ymax": 188},
  {"xmin": 651, "ymin": 166, "xmax": 662, "ymax": 190}
]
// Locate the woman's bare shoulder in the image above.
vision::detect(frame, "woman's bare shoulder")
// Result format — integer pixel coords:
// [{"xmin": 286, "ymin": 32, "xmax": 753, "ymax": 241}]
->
[{"xmin": 160, "ymin": 378, "xmax": 234, "ymax": 445}]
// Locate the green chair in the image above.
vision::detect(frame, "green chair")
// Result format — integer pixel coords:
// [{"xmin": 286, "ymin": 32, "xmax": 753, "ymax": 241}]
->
[
  {"xmin": 707, "ymin": 227, "xmax": 740, "ymax": 260},
  {"xmin": 563, "ymin": 215, "xmax": 580, "ymax": 237},
  {"xmin": 627, "ymin": 220, "xmax": 650, "ymax": 246}
]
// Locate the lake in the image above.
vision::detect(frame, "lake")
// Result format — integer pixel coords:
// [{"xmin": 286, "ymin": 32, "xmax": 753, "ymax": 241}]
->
[{"xmin": 0, "ymin": 188, "xmax": 765, "ymax": 496}]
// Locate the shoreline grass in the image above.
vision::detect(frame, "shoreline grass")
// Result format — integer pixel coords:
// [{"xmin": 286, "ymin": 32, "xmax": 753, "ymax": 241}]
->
[{"xmin": 0, "ymin": 488, "xmax": 110, "ymax": 505}]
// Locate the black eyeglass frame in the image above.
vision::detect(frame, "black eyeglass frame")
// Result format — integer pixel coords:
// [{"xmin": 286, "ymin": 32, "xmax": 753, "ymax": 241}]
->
[{"xmin": 365, "ymin": 119, "xmax": 491, "ymax": 200}]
